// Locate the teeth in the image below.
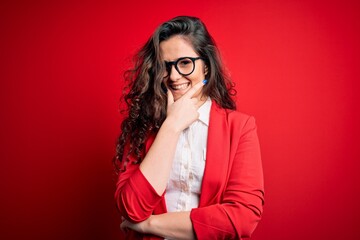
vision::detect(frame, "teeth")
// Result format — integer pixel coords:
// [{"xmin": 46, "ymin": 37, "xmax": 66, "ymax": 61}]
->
[{"xmin": 172, "ymin": 83, "xmax": 189, "ymax": 90}]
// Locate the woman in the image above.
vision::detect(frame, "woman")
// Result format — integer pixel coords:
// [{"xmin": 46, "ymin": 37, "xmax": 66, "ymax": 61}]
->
[{"xmin": 114, "ymin": 16, "xmax": 264, "ymax": 240}]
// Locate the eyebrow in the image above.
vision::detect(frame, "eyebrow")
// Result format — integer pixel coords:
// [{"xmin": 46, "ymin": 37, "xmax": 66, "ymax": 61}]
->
[{"xmin": 164, "ymin": 56, "xmax": 200, "ymax": 63}]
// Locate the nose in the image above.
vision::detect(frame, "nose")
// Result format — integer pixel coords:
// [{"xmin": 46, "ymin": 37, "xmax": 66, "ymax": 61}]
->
[{"xmin": 169, "ymin": 64, "xmax": 182, "ymax": 81}]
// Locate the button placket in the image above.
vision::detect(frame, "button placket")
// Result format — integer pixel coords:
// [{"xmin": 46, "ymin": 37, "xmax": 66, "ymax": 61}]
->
[{"xmin": 176, "ymin": 128, "xmax": 191, "ymax": 211}]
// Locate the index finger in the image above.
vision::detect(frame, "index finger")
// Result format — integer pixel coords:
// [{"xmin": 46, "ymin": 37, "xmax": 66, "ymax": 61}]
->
[{"xmin": 183, "ymin": 79, "xmax": 207, "ymax": 98}]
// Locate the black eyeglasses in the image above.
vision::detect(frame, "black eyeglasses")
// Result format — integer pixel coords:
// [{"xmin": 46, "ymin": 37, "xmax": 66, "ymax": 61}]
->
[{"xmin": 163, "ymin": 57, "xmax": 203, "ymax": 78}]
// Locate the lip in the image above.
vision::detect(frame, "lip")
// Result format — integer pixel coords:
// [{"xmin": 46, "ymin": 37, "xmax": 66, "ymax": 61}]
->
[{"xmin": 168, "ymin": 82, "xmax": 191, "ymax": 91}]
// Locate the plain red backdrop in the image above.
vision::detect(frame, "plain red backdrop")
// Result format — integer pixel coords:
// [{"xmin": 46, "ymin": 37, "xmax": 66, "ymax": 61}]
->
[{"xmin": 1, "ymin": 0, "xmax": 359, "ymax": 239}]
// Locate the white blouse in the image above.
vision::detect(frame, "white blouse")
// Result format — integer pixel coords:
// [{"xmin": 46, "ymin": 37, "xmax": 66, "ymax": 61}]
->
[{"xmin": 165, "ymin": 98, "xmax": 211, "ymax": 212}]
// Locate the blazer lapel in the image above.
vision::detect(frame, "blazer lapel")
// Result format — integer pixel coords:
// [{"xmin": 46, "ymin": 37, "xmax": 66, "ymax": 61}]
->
[{"xmin": 199, "ymin": 101, "xmax": 230, "ymax": 207}]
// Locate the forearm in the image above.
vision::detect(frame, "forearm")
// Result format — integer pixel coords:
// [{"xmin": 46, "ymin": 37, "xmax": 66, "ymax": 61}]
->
[
  {"xmin": 139, "ymin": 118, "xmax": 181, "ymax": 195},
  {"xmin": 148, "ymin": 212, "xmax": 195, "ymax": 240},
  {"xmin": 139, "ymin": 82, "xmax": 205, "ymax": 196}
]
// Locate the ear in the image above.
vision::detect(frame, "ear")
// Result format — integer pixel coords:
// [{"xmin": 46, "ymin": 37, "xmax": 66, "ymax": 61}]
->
[{"xmin": 204, "ymin": 64, "xmax": 208, "ymax": 75}]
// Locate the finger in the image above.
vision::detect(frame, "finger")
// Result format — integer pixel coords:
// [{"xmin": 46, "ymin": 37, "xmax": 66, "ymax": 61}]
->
[
  {"xmin": 120, "ymin": 222, "xmax": 125, "ymax": 231},
  {"xmin": 120, "ymin": 226, "xmax": 129, "ymax": 233},
  {"xmin": 167, "ymin": 88, "xmax": 174, "ymax": 105},
  {"xmin": 183, "ymin": 79, "xmax": 207, "ymax": 99},
  {"xmin": 120, "ymin": 221, "xmax": 129, "ymax": 233}
]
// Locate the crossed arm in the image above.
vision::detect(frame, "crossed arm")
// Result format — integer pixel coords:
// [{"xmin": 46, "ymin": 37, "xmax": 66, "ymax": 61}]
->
[{"xmin": 121, "ymin": 212, "xmax": 195, "ymax": 240}]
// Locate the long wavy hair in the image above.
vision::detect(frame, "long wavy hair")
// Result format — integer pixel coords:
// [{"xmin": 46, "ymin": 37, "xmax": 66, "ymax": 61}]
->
[{"xmin": 114, "ymin": 16, "xmax": 236, "ymax": 172}]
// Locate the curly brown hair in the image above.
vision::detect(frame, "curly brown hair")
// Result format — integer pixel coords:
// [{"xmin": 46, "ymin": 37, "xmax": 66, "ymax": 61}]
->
[{"xmin": 114, "ymin": 16, "xmax": 236, "ymax": 173}]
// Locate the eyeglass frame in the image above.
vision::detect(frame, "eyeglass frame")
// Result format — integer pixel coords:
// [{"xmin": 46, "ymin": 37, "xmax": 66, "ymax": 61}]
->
[{"xmin": 163, "ymin": 56, "xmax": 204, "ymax": 78}]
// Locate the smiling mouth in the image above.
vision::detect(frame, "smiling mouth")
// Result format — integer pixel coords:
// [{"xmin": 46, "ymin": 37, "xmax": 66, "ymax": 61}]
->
[{"xmin": 169, "ymin": 82, "xmax": 190, "ymax": 90}]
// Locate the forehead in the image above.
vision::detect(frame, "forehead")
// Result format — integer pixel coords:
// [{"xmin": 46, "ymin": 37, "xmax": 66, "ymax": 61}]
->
[{"xmin": 160, "ymin": 35, "xmax": 197, "ymax": 61}]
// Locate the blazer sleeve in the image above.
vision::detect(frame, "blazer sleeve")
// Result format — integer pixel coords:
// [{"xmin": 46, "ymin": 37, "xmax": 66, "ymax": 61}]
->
[
  {"xmin": 190, "ymin": 116, "xmax": 264, "ymax": 239},
  {"xmin": 114, "ymin": 143, "xmax": 163, "ymax": 223}
]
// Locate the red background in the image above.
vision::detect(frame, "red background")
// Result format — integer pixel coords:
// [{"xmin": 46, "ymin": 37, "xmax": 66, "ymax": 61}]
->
[{"xmin": 1, "ymin": 0, "xmax": 359, "ymax": 239}]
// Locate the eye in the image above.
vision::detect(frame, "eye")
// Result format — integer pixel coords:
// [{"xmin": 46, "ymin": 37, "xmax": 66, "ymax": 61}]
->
[{"xmin": 178, "ymin": 59, "xmax": 192, "ymax": 66}]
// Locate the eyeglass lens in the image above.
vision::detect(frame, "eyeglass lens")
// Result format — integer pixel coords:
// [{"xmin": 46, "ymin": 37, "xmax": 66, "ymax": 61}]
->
[{"xmin": 176, "ymin": 58, "xmax": 194, "ymax": 75}]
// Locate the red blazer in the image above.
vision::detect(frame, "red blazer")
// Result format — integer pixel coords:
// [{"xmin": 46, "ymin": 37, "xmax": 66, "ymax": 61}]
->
[{"xmin": 115, "ymin": 101, "xmax": 264, "ymax": 239}]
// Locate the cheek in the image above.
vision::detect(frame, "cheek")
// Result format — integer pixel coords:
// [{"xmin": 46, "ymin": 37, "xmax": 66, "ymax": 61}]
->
[
  {"xmin": 197, "ymin": 65, "xmax": 207, "ymax": 78},
  {"xmin": 189, "ymin": 78, "xmax": 202, "ymax": 86},
  {"xmin": 192, "ymin": 68, "xmax": 206, "ymax": 83},
  {"xmin": 186, "ymin": 64, "xmax": 206, "ymax": 86}
]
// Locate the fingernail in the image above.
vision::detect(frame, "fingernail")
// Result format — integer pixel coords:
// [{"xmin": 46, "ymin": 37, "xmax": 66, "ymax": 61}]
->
[{"xmin": 202, "ymin": 79, "xmax": 208, "ymax": 84}]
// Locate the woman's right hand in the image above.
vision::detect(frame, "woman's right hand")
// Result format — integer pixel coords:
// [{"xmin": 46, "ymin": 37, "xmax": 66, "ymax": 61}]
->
[{"xmin": 165, "ymin": 80, "xmax": 206, "ymax": 133}]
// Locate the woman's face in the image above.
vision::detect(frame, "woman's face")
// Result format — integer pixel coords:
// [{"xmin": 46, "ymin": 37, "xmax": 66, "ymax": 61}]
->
[{"xmin": 160, "ymin": 35, "xmax": 207, "ymax": 101}]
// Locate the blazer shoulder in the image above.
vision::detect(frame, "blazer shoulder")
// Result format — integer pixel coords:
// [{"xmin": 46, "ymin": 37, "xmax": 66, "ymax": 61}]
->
[
  {"xmin": 225, "ymin": 108, "xmax": 255, "ymax": 125},
  {"xmin": 210, "ymin": 100, "xmax": 257, "ymax": 133}
]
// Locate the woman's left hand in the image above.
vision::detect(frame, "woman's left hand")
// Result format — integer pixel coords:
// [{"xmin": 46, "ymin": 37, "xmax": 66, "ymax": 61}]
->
[{"xmin": 120, "ymin": 216, "xmax": 152, "ymax": 234}]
